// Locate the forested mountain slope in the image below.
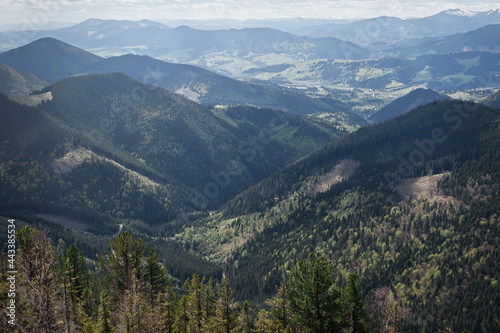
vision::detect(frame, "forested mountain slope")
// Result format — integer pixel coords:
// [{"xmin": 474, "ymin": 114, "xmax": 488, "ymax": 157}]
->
[
  {"xmin": 178, "ymin": 100, "xmax": 500, "ymax": 331},
  {"xmin": 0, "ymin": 63, "xmax": 47, "ymax": 96},
  {"xmin": 37, "ymin": 73, "xmax": 345, "ymax": 207},
  {"xmin": 480, "ymin": 89, "xmax": 500, "ymax": 109},
  {"xmin": 81, "ymin": 53, "xmax": 360, "ymax": 119},
  {"xmin": 0, "ymin": 70, "xmax": 347, "ymax": 234}
]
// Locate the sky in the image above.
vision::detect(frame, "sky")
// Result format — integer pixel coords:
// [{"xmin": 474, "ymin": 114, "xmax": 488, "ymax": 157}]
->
[{"xmin": 1, "ymin": 0, "xmax": 499, "ymax": 27}]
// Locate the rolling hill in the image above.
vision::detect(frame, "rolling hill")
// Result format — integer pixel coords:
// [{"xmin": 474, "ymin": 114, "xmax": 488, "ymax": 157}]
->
[
  {"xmin": 369, "ymin": 88, "xmax": 451, "ymax": 123},
  {"xmin": 244, "ymin": 51, "xmax": 500, "ymax": 92}
]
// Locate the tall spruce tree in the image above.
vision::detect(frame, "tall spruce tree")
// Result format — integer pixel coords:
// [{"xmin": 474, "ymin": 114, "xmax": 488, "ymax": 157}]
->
[
  {"xmin": 98, "ymin": 231, "xmax": 149, "ymax": 332},
  {"xmin": 285, "ymin": 252, "xmax": 344, "ymax": 333},
  {"xmin": 16, "ymin": 226, "xmax": 62, "ymax": 332},
  {"xmin": 210, "ymin": 277, "xmax": 237, "ymax": 333},
  {"xmin": 343, "ymin": 273, "xmax": 370, "ymax": 333}
]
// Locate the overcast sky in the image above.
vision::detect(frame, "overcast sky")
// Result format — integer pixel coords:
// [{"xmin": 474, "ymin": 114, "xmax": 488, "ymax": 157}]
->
[{"xmin": 1, "ymin": 0, "xmax": 499, "ymax": 27}]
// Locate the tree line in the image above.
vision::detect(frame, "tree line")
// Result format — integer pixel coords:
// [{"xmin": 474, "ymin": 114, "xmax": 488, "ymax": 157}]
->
[{"xmin": 0, "ymin": 226, "xmax": 430, "ymax": 333}]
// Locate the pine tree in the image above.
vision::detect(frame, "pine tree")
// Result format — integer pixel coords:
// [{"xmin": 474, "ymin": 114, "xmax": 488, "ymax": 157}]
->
[
  {"xmin": 159, "ymin": 285, "xmax": 176, "ymax": 333},
  {"xmin": 145, "ymin": 247, "xmax": 169, "ymax": 308},
  {"xmin": 98, "ymin": 231, "xmax": 148, "ymax": 297},
  {"xmin": 343, "ymin": 273, "xmax": 370, "ymax": 333},
  {"xmin": 98, "ymin": 231, "xmax": 149, "ymax": 332},
  {"xmin": 285, "ymin": 252, "xmax": 344, "ymax": 333},
  {"xmin": 267, "ymin": 282, "xmax": 290, "ymax": 330},
  {"xmin": 174, "ymin": 295, "xmax": 189, "ymax": 333},
  {"xmin": 203, "ymin": 276, "xmax": 216, "ymax": 323},
  {"xmin": 185, "ymin": 274, "xmax": 205, "ymax": 332},
  {"xmin": 97, "ymin": 292, "xmax": 114, "ymax": 333},
  {"xmin": 210, "ymin": 277, "xmax": 237, "ymax": 333},
  {"xmin": 58, "ymin": 243, "xmax": 93, "ymax": 332},
  {"xmin": 16, "ymin": 226, "xmax": 62, "ymax": 332},
  {"xmin": 234, "ymin": 300, "xmax": 252, "ymax": 333}
]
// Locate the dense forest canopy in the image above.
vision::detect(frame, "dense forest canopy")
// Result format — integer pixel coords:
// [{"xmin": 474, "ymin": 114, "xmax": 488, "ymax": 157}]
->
[{"xmin": 1, "ymin": 15, "xmax": 500, "ymax": 331}]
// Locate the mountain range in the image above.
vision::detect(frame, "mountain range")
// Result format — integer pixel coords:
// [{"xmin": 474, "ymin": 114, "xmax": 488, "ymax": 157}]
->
[
  {"xmin": 1, "ymin": 9, "xmax": 500, "ymax": 331},
  {"xmin": 0, "ymin": 37, "xmax": 363, "ymax": 122},
  {"xmin": 183, "ymin": 99, "xmax": 500, "ymax": 331},
  {"xmin": 383, "ymin": 24, "xmax": 500, "ymax": 58},
  {"xmin": 1, "ymin": 9, "xmax": 498, "ymax": 78},
  {"xmin": 0, "ymin": 19, "xmax": 370, "ymax": 76},
  {"xmin": 301, "ymin": 9, "xmax": 500, "ymax": 47}
]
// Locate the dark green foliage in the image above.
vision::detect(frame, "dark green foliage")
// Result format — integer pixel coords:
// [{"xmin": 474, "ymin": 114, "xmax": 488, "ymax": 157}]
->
[
  {"xmin": 0, "ymin": 63, "xmax": 47, "ymax": 96},
  {"xmin": 285, "ymin": 252, "xmax": 344, "ymax": 333},
  {"xmin": 216, "ymin": 105, "xmax": 347, "ymax": 160},
  {"xmin": 36, "ymin": 73, "xmax": 344, "ymax": 208},
  {"xmin": 97, "ymin": 292, "xmax": 114, "ymax": 333},
  {"xmin": 480, "ymin": 89, "xmax": 500, "ymax": 109},
  {"xmin": 145, "ymin": 248, "xmax": 169, "ymax": 308},
  {"xmin": 343, "ymin": 274, "xmax": 371, "ymax": 333},
  {"xmin": 98, "ymin": 231, "xmax": 148, "ymax": 299},
  {"xmin": 0, "ymin": 226, "xmax": 483, "ymax": 333},
  {"xmin": 219, "ymin": 101, "xmax": 500, "ymax": 331}
]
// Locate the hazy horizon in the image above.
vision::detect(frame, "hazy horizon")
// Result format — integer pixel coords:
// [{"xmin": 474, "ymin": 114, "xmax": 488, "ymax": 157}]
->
[{"xmin": 1, "ymin": 0, "xmax": 499, "ymax": 31}]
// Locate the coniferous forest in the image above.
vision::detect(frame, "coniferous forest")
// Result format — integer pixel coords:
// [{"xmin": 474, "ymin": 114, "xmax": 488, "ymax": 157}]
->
[
  {"xmin": 1, "ymin": 10, "xmax": 500, "ymax": 332},
  {"xmin": 0, "ymin": 226, "xmax": 409, "ymax": 333}
]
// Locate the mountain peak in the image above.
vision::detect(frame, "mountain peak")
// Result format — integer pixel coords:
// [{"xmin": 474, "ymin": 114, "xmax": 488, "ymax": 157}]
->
[
  {"xmin": 0, "ymin": 37, "xmax": 102, "ymax": 82},
  {"xmin": 441, "ymin": 8, "xmax": 478, "ymax": 17}
]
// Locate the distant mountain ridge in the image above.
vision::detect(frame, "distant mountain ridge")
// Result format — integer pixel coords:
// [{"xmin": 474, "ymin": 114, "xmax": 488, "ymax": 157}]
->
[
  {"xmin": 385, "ymin": 24, "xmax": 500, "ymax": 57},
  {"xmin": 1, "ymin": 10, "xmax": 498, "ymax": 77},
  {"xmin": 302, "ymin": 8, "xmax": 500, "ymax": 48},
  {"xmin": 0, "ymin": 38, "xmax": 363, "ymax": 122},
  {"xmin": 80, "ymin": 53, "xmax": 360, "ymax": 119},
  {"xmin": 370, "ymin": 88, "xmax": 451, "ymax": 123},
  {"xmin": 0, "ymin": 37, "xmax": 102, "ymax": 82},
  {"xmin": 0, "ymin": 19, "xmax": 370, "ymax": 76}
]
